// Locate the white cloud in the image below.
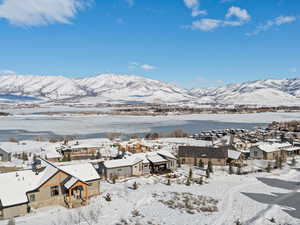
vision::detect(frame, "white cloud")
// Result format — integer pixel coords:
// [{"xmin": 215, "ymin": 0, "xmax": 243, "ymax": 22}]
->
[
  {"xmin": 187, "ymin": 6, "xmax": 250, "ymax": 31},
  {"xmin": 225, "ymin": 6, "xmax": 251, "ymax": 22},
  {"xmin": 190, "ymin": 18, "xmax": 221, "ymax": 31},
  {"xmin": 247, "ymin": 15, "xmax": 297, "ymax": 36},
  {"xmin": 289, "ymin": 67, "xmax": 297, "ymax": 73},
  {"xmin": 140, "ymin": 64, "xmax": 156, "ymax": 70},
  {"xmin": 128, "ymin": 62, "xmax": 156, "ymax": 70},
  {"xmin": 0, "ymin": 70, "xmax": 17, "ymax": 75},
  {"xmin": 0, "ymin": 0, "xmax": 91, "ymax": 26},
  {"xmin": 125, "ymin": 0, "xmax": 134, "ymax": 7},
  {"xmin": 183, "ymin": 0, "xmax": 207, "ymax": 17},
  {"xmin": 116, "ymin": 18, "xmax": 125, "ymax": 24}
]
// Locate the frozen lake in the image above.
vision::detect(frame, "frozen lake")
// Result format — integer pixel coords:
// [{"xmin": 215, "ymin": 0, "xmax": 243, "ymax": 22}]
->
[{"xmin": 0, "ymin": 112, "xmax": 299, "ymax": 141}]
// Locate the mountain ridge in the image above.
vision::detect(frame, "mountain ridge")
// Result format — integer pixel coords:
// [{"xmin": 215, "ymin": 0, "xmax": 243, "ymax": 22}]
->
[{"xmin": 0, "ymin": 74, "xmax": 299, "ymax": 105}]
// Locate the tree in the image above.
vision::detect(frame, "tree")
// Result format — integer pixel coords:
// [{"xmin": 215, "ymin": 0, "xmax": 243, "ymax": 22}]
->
[
  {"xmin": 266, "ymin": 162, "xmax": 272, "ymax": 173},
  {"xmin": 198, "ymin": 159, "xmax": 204, "ymax": 168},
  {"xmin": 166, "ymin": 179, "xmax": 171, "ymax": 186},
  {"xmin": 199, "ymin": 176, "xmax": 203, "ymax": 185},
  {"xmin": 278, "ymin": 156, "xmax": 283, "ymax": 169},
  {"xmin": 133, "ymin": 182, "xmax": 138, "ymax": 190},
  {"xmin": 206, "ymin": 168, "xmax": 210, "ymax": 178},
  {"xmin": 96, "ymin": 151, "xmax": 101, "ymax": 160},
  {"xmin": 291, "ymin": 157, "xmax": 296, "ymax": 166},
  {"xmin": 208, "ymin": 161, "xmax": 213, "ymax": 173},
  {"xmin": 22, "ymin": 152, "xmax": 28, "ymax": 161},
  {"xmin": 229, "ymin": 163, "xmax": 234, "ymax": 175},
  {"xmin": 236, "ymin": 164, "xmax": 242, "ymax": 175},
  {"xmin": 106, "ymin": 132, "xmax": 121, "ymax": 140},
  {"xmin": 186, "ymin": 178, "xmax": 191, "ymax": 186},
  {"xmin": 188, "ymin": 168, "xmax": 193, "ymax": 180}
]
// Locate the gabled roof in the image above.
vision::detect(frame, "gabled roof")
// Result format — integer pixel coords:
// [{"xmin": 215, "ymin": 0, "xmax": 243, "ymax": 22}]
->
[
  {"xmin": 0, "ymin": 159, "xmax": 100, "ymax": 208},
  {"xmin": 178, "ymin": 146, "xmax": 229, "ymax": 159},
  {"xmin": 104, "ymin": 158, "xmax": 142, "ymax": 169}
]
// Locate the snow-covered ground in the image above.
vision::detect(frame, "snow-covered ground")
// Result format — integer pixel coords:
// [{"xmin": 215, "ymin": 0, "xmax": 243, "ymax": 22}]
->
[{"xmin": 2, "ymin": 162, "xmax": 299, "ymax": 225}]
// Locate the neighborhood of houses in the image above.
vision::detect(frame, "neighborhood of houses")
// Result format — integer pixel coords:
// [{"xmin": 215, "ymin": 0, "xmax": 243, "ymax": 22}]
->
[{"xmin": 0, "ymin": 126, "xmax": 300, "ymax": 221}]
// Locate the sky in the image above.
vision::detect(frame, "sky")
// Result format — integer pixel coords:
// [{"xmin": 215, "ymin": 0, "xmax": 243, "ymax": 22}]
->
[{"xmin": 0, "ymin": 0, "xmax": 299, "ymax": 88}]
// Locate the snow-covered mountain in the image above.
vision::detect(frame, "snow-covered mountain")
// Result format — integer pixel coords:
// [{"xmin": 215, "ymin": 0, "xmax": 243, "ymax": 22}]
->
[
  {"xmin": 190, "ymin": 78, "xmax": 300, "ymax": 105},
  {"xmin": 0, "ymin": 74, "xmax": 193, "ymax": 104},
  {"xmin": 0, "ymin": 74, "xmax": 299, "ymax": 105}
]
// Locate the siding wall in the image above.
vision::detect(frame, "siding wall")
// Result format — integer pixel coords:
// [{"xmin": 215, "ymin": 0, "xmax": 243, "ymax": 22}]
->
[
  {"xmin": 105, "ymin": 166, "xmax": 132, "ymax": 179},
  {"xmin": 180, "ymin": 157, "xmax": 226, "ymax": 166},
  {"xmin": 28, "ymin": 171, "xmax": 69, "ymax": 209},
  {"xmin": 1, "ymin": 204, "xmax": 27, "ymax": 220}
]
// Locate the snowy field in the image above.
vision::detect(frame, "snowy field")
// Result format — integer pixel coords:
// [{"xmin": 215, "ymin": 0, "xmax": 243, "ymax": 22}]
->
[
  {"xmin": 0, "ymin": 112, "xmax": 300, "ymax": 137},
  {"xmin": 1, "ymin": 163, "xmax": 299, "ymax": 225}
]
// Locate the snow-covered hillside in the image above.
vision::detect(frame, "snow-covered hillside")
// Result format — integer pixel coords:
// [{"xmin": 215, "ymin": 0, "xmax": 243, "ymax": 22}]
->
[
  {"xmin": 0, "ymin": 74, "xmax": 300, "ymax": 105},
  {"xmin": 190, "ymin": 78, "xmax": 300, "ymax": 105},
  {"xmin": 0, "ymin": 74, "xmax": 192, "ymax": 104}
]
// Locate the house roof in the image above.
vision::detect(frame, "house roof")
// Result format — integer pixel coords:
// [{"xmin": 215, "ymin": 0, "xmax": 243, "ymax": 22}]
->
[
  {"xmin": 104, "ymin": 158, "xmax": 142, "ymax": 169},
  {"xmin": 178, "ymin": 146, "xmax": 229, "ymax": 159},
  {"xmin": 254, "ymin": 142, "xmax": 292, "ymax": 153},
  {"xmin": 227, "ymin": 150, "xmax": 241, "ymax": 160},
  {"xmin": 0, "ymin": 159, "xmax": 100, "ymax": 208}
]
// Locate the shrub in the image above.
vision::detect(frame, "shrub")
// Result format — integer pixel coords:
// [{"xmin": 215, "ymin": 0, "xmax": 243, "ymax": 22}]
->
[{"xmin": 105, "ymin": 193, "xmax": 111, "ymax": 201}]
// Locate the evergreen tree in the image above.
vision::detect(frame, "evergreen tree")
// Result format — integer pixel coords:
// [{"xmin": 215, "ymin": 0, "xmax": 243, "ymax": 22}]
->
[
  {"xmin": 198, "ymin": 159, "xmax": 204, "ymax": 168},
  {"xmin": 199, "ymin": 176, "xmax": 203, "ymax": 185},
  {"xmin": 186, "ymin": 178, "xmax": 191, "ymax": 186},
  {"xmin": 237, "ymin": 164, "xmax": 242, "ymax": 175},
  {"xmin": 133, "ymin": 181, "xmax": 138, "ymax": 190},
  {"xmin": 188, "ymin": 168, "xmax": 193, "ymax": 179},
  {"xmin": 208, "ymin": 161, "xmax": 213, "ymax": 173},
  {"xmin": 229, "ymin": 163, "xmax": 234, "ymax": 175},
  {"xmin": 266, "ymin": 162, "xmax": 272, "ymax": 173},
  {"xmin": 291, "ymin": 157, "xmax": 296, "ymax": 166},
  {"xmin": 278, "ymin": 156, "xmax": 283, "ymax": 169},
  {"xmin": 166, "ymin": 178, "xmax": 171, "ymax": 186},
  {"xmin": 206, "ymin": 168, "xmax": 210, "ymax": 178}
]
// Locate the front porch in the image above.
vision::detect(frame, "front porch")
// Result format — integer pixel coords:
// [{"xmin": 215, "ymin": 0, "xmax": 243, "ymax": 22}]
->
[{"xmin": 64, "ymin": 179, "xmax": 89, "ymax": 208}]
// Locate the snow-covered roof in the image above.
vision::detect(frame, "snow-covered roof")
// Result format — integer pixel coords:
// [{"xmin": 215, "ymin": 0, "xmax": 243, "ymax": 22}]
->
[
  {"xmin": 0, "ymin": 160, "xmax": 99, "ymax": 207},
  {"xmin": 104, "ymin": 158, "xmax": 142, "ymax": 169},
  {"xmin": 64, "ymin": 177, "xmax": 79, "ymax": 189},
  {"xmin": 59, "ymin": 163, "xmax": 100, "ymax": 181},
  {"xmin": 254, "ymin": 142, "xmax": 292, "ymax": 153},
  {"xmin": 147, "ymin": 154, "xmax": 168, "ymax": 164},
  {"xmin": 227, "ymin": 150, "xmax": 241, "ymax": 160},
  {"xmin": 282, "ymin": 146, "xmax": 300, "ymax": 152}
]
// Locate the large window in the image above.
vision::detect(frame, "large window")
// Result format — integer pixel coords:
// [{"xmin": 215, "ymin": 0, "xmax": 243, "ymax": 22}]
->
[{"xmin": 50, "ymin": 186, "xmax": 59, "ymax": 197}]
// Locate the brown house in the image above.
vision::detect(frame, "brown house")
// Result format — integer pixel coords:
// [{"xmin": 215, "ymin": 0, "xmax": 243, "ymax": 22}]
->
[
  {"xmin": 0, "ymin": 159, "xmax": 100, "ymax": 220},
  {"xmin": 178, "ymin": 146, "xmax": 234, "ymax": 166}
]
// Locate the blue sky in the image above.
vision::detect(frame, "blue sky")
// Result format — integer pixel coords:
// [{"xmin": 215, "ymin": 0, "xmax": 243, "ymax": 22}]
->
[{"xmin": 0, "ymin": 0, "xmax": 299, "ymax": 88}]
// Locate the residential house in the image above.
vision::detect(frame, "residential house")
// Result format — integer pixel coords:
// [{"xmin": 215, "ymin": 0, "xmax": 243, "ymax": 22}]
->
[
  {"xmin": 59, "ymin": 139, "xmax": 114, "ymax": 160},
  {"xmin": 0, "ymin": 159, "xmax": 100, "ymax": 220},
  {"xmin": 249, "ymin": 142, "xmax": 291, "ymax": 160},
  {"xmin": 99, "ymin": 150, "xmax": 177, "ymax": 179},
  {"xmin": 0, "ymin": 148, "xmax": 11, "ymax": 162},
  {"xmin": 178, "ymin": 146, "xmax": 235, "ymax": 166}
]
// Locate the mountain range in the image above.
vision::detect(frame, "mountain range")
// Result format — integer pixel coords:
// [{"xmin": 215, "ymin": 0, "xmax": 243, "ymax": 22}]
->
[{"xmin": 0, "ymin": 74, "xmax": 299, "ymax": 106}]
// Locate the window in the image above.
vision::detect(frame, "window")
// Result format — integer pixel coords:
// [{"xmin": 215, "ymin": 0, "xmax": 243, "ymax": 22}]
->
[
  {"xmin": 29, "ymin": 194, "xmax": 35, "ymax": 202},
  {"xmin": 50, "ymin": 186, "xmax": 59, "ymax": 197},
  {"xmin": 117, "ymin": 168, "xmax": 122, "ymax": 172},
  {"xmin": 254, "ymin": 151, "xmax": 258, "ymax": 157},
  {"xmin": 88, "ymin": 182, "xmax": 93, "ymax": 186},
  {"xmin": 182, "ymin": 158, "xmax": 185, "ymax": 164}
]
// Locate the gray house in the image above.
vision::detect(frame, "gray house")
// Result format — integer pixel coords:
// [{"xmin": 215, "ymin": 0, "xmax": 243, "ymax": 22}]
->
[{"xmin": 0, "ymin": 148, "xmax": 11, "ymax": 162}]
